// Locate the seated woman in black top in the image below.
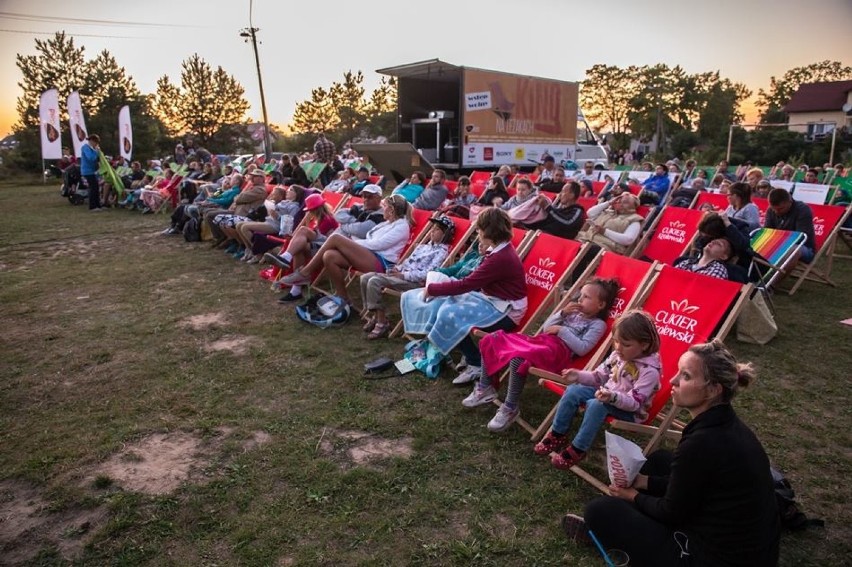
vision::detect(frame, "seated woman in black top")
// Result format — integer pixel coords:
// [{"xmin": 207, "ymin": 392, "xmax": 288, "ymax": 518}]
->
[{"xmin": 563, "ymin": 339, "xmax": 780, "ymax": 567}]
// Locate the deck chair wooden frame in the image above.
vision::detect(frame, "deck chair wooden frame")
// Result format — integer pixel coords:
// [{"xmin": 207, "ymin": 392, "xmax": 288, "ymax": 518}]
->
[
  {"xmin": 631, "ymin": 206, "xmax": 703, "ymax": 264},
  {"xmin": 503, "ymin": 252, "xmax": 658, "ymax": 439},
  {"xmin": 785, "ymin": 203, "xmax": 852, "ymax": 295},
  {"xmin": 536, "ymin": 266, "xmax": 751, "ymax": 493}
]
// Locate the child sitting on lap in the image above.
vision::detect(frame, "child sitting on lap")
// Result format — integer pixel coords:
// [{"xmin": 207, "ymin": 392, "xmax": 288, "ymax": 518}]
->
[
  {"xmin": 534, "ymin": 310, "xmax": 661, "ymax": 469},
  {"xmin": 463, "ymin": 278, "xmax": 620, "ymax": 432}
]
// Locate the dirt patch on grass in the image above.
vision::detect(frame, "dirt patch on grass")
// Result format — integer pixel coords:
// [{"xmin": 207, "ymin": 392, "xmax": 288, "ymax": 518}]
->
[
  {"xmin": 204, "ymin": 335, "xmax": 253, "ymax": 356},
  {"xmin": 317, "ymin": 428, "xmax": 414, "ymax": 469},
  {"xmin": 0, "ymin": 480, "xmax": 107, "ymax": 564},
  {"xmin": 86, "ymin": 429, "xmax": 272, "ymax": 496},
  {"xmin": 93, "ymin": 432, "xmax": 205, "ymax": 495},
  {"xmin": 180, "ymin": 312, "xmax": 229, "ymax": 330}
]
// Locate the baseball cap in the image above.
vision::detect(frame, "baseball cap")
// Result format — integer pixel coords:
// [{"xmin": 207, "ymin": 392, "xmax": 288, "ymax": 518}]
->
[
  {"xmin": 543, "ymin": 155, "xmax": 555, "ymax": 163},
  {"xmin": 249, "ymin": 170, "xmax": 266, "ymax": 178},
  {"xmin": 360, "ymin": 184, "xmax": 382, "ymax": 196},
  {"xmin": 303, "ymin": 193, "xmax": 325, "ymax": 211}
]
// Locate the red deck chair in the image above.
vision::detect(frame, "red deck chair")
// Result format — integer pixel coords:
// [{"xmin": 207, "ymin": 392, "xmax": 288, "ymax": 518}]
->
[
  {"xmin": 752, "ymin": 197, "xmax": 769, "ymax": 226},
  {"xmin": 444, "ymin": 180, "xmax": 458, "ymax": 193},
  {"xmin": 786, "ymin": 202, "xmax": 852, "ymax": 295},
  {"xmin": 502, "ymin": 252, "xmax": 658, "ymax": 438},
  {"xmin": 591, "ymin": 181, "xmax": 607, "ymax": 196},
  {"xmin": 527, "ymin": 174, "xmax": 540, "ymax": 184},
  {"xmin": 320, "ymin": 189, "xmax": 348, "ymax": 212},
  {"xmin": 631, "ymin": 206, "xmax": 703, "ymax": 264},
  {"xmin": 538, "ymin": 265, "xmax": 750, "ymax": 493},
  {"xmin": 691, "ymin": 192, "xmax": 729, "ymax": 212}
]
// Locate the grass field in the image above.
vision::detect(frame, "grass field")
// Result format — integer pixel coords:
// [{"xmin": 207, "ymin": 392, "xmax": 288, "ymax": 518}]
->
[{"xmin": 0, "ymin": 180, "xmax": 850, "ymax": 566}]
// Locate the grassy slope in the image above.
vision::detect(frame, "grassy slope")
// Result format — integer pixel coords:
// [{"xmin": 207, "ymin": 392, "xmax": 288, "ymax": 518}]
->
[{"xmin": 0, "ymin": 181, "xmax": 849, "ymax": 566}]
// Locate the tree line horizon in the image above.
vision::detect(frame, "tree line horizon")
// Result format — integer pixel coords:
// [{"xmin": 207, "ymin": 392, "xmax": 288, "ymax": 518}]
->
[{"xmin": 9, "ymin": 32, "xmax": 852, "ymax": 171}]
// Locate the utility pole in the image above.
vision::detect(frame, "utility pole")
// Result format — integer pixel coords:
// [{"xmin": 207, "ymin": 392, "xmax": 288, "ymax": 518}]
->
[{"xmin": 240, "ymin": 2, "xmax": 271, "ymax": 160}]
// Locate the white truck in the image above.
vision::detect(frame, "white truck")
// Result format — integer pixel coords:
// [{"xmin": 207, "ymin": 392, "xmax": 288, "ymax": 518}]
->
[{"xmin": 352, "ymin": 59, "xmax": 609, "ymax": 181}]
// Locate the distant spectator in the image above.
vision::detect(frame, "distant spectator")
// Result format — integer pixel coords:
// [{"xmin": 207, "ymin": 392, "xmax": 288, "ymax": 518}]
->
[
  {"xmin": 765, "ymin": 188, "xmax": 815, "ymax": 265},
  {"xmin": 520, "ymin": 180, "xmax": 586, "ymax": 240},
  {"xmin": 725, "ymin": 182, "xmax": 761, "ymax": 233},
  {"xmin": 537, "ymin": 167, "xmax": 568, "ymax": 192},
  {"xmin": 413, "ymin": 169, "xmax": 450, "ymax": 211},
  {"xmin": 314, "ymin": 132, "xmax": 336, "ymax": 187}
]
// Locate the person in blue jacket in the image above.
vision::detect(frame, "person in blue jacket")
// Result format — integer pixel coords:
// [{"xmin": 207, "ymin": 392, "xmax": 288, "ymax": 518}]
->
[
  {"xmin": 80, "ymin": 134, "xmax": 102, "ymax": 211},
  {"xmin": 640, "ymin": 164, "xmax": 671, "ymax": 205}
]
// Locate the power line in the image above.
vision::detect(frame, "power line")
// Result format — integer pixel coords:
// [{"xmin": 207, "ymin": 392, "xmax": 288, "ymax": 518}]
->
[
  {"xmin": 0, "ymin": 28, "xmax": 149, "ymax": 39},
  {"xmin": 0, "ymin": 11, "xmax": 203, "ymax": 28}
]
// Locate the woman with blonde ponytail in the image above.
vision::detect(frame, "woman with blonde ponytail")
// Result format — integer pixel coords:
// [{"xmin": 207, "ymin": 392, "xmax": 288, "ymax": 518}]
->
[{"xmin": 563, "ymin": 339, "xmax": 780, "ymax": 567}]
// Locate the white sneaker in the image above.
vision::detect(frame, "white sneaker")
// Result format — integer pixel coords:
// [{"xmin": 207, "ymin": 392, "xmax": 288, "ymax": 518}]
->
[
  {"xmin": 487, "ymin": 404, "xmax": 519, "ymax": 432},
  {"xmin": 462, "ymin": 385, "xmax": 497, "ymax": 408},
  {"xmin": 452, "ymin": 365, "xmax": 481, "ymax": 385},
  {"xmin": 455, "ymin": 355, "xmax": 468, "ymax": 371}
]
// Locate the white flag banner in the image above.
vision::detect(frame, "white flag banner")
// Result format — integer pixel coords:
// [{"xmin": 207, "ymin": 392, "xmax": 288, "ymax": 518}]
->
[
  {"xmin": 118, "ymin": 105, "xmax": 133, "ymax": 161},
  {"xmin": 67, "ymin": 91, "xmax": 88, "ymax": 158},
  {"xmin": 39, "ymin": 89, "xmax": 62, "ymax": 159}
]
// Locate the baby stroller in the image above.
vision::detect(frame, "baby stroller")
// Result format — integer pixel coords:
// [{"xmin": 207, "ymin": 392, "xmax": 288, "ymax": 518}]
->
[{"xmin": 60, "ymin": 164, "xmax": 87, "ymax": 205}]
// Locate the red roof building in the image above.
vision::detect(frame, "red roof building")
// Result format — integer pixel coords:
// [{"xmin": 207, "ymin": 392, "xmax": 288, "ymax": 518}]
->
[{"xmin": 784, "ymin": 80, "xmax": 852, "ymax": 138}]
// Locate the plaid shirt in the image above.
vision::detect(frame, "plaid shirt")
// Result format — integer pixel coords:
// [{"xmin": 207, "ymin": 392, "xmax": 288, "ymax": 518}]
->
[
  {"xmin": 674, "ymin": 258, "xmax": 729, "ymax": 280},
  {"xmin": 314, "ymin": 137, "xmax": 336, "ymax": 163}
]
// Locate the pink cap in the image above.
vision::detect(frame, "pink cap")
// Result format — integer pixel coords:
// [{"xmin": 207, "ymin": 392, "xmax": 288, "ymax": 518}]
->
[{"xmin": 303, "ymin": 193, "xmax": 325, "ymax": 211}]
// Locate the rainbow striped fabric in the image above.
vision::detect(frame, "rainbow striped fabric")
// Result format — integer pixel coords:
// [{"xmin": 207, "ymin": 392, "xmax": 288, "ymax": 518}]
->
[{"xmin": 750, "ymin": 228, "xmax": 805, "ymax": 266}]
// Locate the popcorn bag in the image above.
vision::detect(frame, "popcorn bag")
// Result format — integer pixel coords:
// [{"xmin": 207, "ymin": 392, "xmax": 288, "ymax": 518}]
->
[{"xmin": 605, "ymin": 431, "xmax": 647, "ymax": 488}]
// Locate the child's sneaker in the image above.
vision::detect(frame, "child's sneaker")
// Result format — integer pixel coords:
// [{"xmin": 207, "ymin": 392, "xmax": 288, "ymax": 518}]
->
[
  {"xmin": 533, "ymin": 431, "xmax": 569, "ymax": 456},
  {"xmin": 452, "ymin": 365, "xmax": 481, "ymax": 385},
  {"xmin": 461, "ymin": 384, "xmax": 497, "ymax": 408},
  {"xmin": 551, "ymin": 445, "xmax": 586, "ymax": 470},
  {"xmin": 560, "ymin": 513, "xmax": 592, "ymax": 546},
  {"xmin": 487, "ymin": 404, "xmax": 519, "ymax": 432}
]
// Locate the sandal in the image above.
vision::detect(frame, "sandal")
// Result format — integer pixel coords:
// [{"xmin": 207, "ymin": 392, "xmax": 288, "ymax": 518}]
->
[
  {"xmin": 550, "ymin": 446, "xmax": 586, "ymax": 470},
  {"xmin": 367, "ymin": 321, "xmax": 391, "ymax": 340},
  {"xmin": 362, "ymin": 315, "xmax": 377, "ymax": 332}
]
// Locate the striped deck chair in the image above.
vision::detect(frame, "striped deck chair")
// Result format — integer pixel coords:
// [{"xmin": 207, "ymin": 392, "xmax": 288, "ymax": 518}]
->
[
  {"xmin": 786, "ymin": 203, "xmax": 852, "ymax": 295},
  {"xmin": 499, "ymin": 252, "xmax": 657, "ymax": 438},
  {"xmin": 631, "ymin": 206, "xmax": 703, "ymax": 264},
  {"xmin": 748, "ymin": 228, "xmax": 807, "ymax": 289},
  {"xmin": 537, "ymin": 265, "xmax": 750, "ymax": 493}
]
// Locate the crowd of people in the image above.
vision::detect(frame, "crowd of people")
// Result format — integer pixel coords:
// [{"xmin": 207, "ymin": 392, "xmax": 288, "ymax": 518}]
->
[{"xmin": 55, "ymin": 132, "xmax": 846, "ymax": 566}]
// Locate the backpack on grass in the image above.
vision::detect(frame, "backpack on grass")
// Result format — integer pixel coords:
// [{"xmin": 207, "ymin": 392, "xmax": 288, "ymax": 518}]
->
[
  {"xmin": 182, "ymin": 217, "xmax": 201, "ymax": 242},
  {"xmin": 295, "ymin": 294, "xmax": 351, "ymax": 328},
  {"xmin": 771, "ymin": 467, "xmax": 824, "ymax": 531}
]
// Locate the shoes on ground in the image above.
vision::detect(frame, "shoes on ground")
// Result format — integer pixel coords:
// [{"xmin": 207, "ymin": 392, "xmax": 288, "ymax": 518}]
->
[
  {"xmin": 461, "ymin": 384, "xmax": 497, "ymax": 408},
  {"xmin": 452, "ymin": 365, "xmax": 481, "ymax": 385}
]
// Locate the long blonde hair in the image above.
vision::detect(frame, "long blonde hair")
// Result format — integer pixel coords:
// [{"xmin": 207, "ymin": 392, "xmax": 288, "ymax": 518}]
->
[{"xmin": 384, "ymin": 194, "xmax": 414, "ymax": 226}]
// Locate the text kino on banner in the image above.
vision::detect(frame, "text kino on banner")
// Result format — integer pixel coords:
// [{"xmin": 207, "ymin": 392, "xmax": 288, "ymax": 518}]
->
[
  {"xmin": 67, "ymin": 91, "xmax": 88, "ymax": 158},
  {"xmin": 39, "ymin": 89, "xmax": 62, "ymax": 160},
  {"xmin": 118, "ymin": 105, "xmax": 133, "ymax": 161}
]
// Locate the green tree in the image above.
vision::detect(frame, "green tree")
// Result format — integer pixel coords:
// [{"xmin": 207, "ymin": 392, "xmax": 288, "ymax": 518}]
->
[
  {"xmin": 757, "ymin": 60, "xmax": 852, "ymax": 123},
  {"xmin": 628, "ymin": 64, "xmax": 691, "ymax": 154},
  {"xmin": 291, "ymin": 86, "xmax": 338, "ymax": 136},
  {"xmin": 13, "ymin": 32, "xmax": 161, "ymax": 168},
  {"xmin": 290, "ymin": 72, "xmax": 399, "ymax": 143},
  {"xmin": 151, "ymin": 54, "xmax": 250, "ymax": 148},
  {"xmin": 364, "ymin": 76, "xmax": 397, "ymax": 140},
  {"xmin": 330, "ymin": 71, "xmax": 367, "ymax": 143},
  {"xmin": 697, "ymin": 78, "xmax": 752, "ymax": 145},
  {"xmin": 579, "ymin": 64, "xmax": 639, "ymax": 135}
]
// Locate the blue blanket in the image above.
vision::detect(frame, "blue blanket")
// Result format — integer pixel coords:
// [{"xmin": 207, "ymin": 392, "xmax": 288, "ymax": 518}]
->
[{"xmin": 401, "ymin": 289, "xmax": 509, "ymax": 355}]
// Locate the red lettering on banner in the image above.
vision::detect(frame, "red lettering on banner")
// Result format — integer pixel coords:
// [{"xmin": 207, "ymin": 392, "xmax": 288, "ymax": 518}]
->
[{"xmin": 516, "ymin": 79, "xmax": 563, "ymax": 135}]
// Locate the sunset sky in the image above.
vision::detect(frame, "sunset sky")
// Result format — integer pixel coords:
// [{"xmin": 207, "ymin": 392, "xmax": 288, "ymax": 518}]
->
[{"xmin": 2, "ymin": 0, "xmax": 851, "ymax": 140}]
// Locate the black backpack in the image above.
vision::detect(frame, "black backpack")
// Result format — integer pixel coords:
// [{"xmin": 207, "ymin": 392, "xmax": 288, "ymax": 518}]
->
[
  {"xmin": 770, "ymin": 467, "xmax": 824, "ymax": 531},
  {"xmin": 183, "ymin": 217, "xmax": 201, "ymax": 242}
]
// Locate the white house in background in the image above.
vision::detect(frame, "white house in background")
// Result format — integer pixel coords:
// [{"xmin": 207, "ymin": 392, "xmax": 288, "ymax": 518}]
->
[{"xmin": 784, "ymin": 80, "xmax": 852, "ymax": 140}]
